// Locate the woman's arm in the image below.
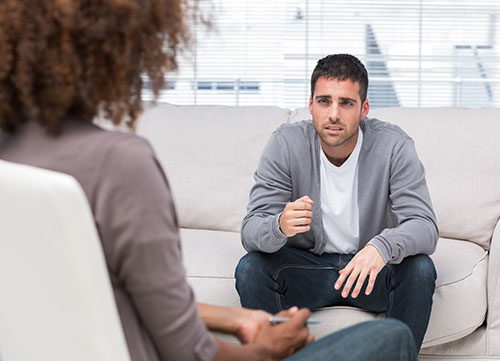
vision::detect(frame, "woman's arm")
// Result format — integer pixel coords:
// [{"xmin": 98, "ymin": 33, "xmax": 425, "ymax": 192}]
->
[{"xmin": 198, "ymin": 303, "xmax": 270, "ymax": 344}]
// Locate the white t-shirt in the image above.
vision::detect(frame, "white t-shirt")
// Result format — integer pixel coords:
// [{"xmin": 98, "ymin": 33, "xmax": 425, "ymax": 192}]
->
[{"xmin": 320, "ymin": 128, "xmax": 363, "ymax": 254}]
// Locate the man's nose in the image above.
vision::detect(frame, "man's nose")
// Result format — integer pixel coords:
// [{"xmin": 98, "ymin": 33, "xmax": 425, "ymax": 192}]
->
[{"xmin": 328, "ymin": 103, "xmax": 340, "ymax": 122}]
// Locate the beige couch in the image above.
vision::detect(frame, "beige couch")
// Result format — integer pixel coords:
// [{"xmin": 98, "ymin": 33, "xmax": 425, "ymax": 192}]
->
[{"xmin": 136, "ymin": 103, "xmax": 500, "ymax": 361}]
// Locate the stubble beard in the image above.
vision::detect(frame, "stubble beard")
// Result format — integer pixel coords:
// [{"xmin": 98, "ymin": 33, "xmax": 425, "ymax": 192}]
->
[{"xmin": 318, "ymin": 124, "xmax": 358, "ymax": 150}]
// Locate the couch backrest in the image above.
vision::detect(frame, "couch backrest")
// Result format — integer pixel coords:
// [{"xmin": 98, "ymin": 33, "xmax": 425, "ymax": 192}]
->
[
  {"xmin": 138, "ymin": 104, "xmax": 500, "ymax": 249},
  {"xmin": 291, "ymin": 107, "xmax": 500, "ymax": 250},
  {"xmin": 136, "ymin": 103, "xmax": 291, "ymax": 232}
]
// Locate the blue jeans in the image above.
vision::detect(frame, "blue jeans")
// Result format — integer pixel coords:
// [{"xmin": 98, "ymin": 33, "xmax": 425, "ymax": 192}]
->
[
  {"xmin": 235, "ymin": 246, "xmax": 436, "ymax": 350},
  {"xmin": 285, "ymin": 319, "xmax": 417, "ymax": 361}
]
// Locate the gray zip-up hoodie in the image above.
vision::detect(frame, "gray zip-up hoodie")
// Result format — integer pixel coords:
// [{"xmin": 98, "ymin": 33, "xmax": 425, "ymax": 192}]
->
[{"xmin": 241, "ymin": 117, "xmax": 438, "ymax": 264}]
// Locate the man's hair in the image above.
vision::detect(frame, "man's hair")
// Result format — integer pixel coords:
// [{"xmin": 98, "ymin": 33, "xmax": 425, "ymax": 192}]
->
[
  {"xmin": 310, "ymin": 54, "xmax": 369, "ymax": 103},
  {"xmin": 0, "ymin": 0, "xmax": 196, "ymax": 133}
]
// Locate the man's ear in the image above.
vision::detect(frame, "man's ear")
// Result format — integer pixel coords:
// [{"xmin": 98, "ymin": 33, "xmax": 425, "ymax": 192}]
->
[
  {"xmin": 361, "ymin": 98, "xmax": 370, "ymax": 119},
  {"xmin": 308, "ymin": 94, "xmax": 313, "ymax": 115}
]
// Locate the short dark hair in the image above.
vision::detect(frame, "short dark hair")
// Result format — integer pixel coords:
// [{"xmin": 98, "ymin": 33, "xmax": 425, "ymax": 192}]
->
[{"xmin": 310, "ymin": 54, "xmax": 369, "ymax": 103}]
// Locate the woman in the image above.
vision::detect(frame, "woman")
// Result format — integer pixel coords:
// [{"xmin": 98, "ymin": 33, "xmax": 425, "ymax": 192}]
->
[{"xmin": 0, "ymin": 1, "xmax": 417, "ymax": 360}]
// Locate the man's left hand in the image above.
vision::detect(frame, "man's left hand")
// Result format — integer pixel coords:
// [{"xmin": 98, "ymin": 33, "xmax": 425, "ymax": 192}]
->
[{"xmin": 334, "ymin": 245, "xmax": 386, "ymax": 299}]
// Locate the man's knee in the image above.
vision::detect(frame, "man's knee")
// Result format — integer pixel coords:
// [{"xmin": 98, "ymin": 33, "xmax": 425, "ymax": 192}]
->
[
  {"xmin": 403, "ymin": 254, "xmax": 437, "ymax": 289},
  {"xmin": 235, "ymin": 252, "xmax": 270, "ymax": 290},
  {"xmin": 235, "ymin": 252, "xmax": 280, "ymax": 310}
]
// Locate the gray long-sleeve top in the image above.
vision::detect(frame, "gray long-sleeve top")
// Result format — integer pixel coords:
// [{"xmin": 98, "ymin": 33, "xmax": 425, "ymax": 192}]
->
[
  {"xmin": 241, "ymin": 118, "xmax": 439, "ymax": 264},
  {"xmin": 0, "ymin": 119, "xmax": 217, "ymax": 361}
]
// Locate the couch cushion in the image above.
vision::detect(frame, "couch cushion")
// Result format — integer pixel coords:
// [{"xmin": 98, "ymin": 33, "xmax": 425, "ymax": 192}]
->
[
  {"xmin": 423, "ymin": 237, "xmax": 487, "ymax": 346},
  {"xmin": 179, "ymin": 228, "xmax": 245, "ymax": 308},
  {"xmin": 137, "ymin": 103, "xmax": 291, "ymax": 232},
  {"xmin": 181, "ymin": 228, "xmax": 488, "ymax": 348}
]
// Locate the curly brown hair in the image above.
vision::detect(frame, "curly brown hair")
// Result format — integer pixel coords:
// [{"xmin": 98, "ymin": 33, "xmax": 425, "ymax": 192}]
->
[{"xmin": 0, "ymin": 0, "xmax": 196, "ymax": 133}]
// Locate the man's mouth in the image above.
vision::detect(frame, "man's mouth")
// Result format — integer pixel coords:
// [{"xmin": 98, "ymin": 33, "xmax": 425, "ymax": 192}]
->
[{"xmin": 325, "ymin": 125, "xmax": 343, "ymax": 134}]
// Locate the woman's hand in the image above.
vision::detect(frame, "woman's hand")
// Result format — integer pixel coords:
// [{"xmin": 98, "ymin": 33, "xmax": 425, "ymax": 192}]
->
[
  {"xmin": 197, "ymin": 303, "xmax": 270, "ymax": 343},
  {"xmin": 234, "ymin": 308, "xmax": 271, "ymax": 344},
  {"xmin": 254, "ymin": 307, "xmax": 315, "ymax": 360}
]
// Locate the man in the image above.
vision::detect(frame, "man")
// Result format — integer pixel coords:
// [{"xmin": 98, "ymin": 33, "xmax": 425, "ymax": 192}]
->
[
  {"xmin": 235, "ymin": 54, "xmax": 438, "ymax": 350},
  {"xmin": 0, "ymin": 3, "xmax": 417, "ymax": 361}
]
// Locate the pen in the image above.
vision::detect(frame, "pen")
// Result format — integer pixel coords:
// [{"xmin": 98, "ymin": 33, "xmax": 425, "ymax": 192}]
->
[{"xmin": 268, "ymin": 316, "xmax": 321, "ymax": 325}]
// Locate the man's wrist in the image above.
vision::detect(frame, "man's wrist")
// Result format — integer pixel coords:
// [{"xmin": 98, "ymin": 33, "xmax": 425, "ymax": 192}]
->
[
  {"xmin": 366, "ymin": 243, "xmax": 388, "ymax": 265},
  {"xmin": 278, "ymin": 212, "xmax": 285, "ymax": 235},
  {"xmin": 275, "ymin": 212, "xmax": 287, "ymax": 238}
]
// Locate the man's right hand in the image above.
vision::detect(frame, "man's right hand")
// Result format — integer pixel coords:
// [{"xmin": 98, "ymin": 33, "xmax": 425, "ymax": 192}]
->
[
  {"xmin": 279, "ymin": 196, "xmax": 314, "ymax": 237},
  {"xmin": 254, "ymin": 307, "xmax": 314, "ymax": 360}
]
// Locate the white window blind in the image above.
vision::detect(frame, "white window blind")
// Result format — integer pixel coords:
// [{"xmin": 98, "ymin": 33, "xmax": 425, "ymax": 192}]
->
[{"xmin": 149, "ymin": 0, "xmax": 500, "ymax": 109}]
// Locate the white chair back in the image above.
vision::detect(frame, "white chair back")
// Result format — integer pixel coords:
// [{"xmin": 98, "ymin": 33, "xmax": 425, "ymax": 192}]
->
[{"xmin": 0, "ymin": 160, "xmax": 131, "ymax": 361}]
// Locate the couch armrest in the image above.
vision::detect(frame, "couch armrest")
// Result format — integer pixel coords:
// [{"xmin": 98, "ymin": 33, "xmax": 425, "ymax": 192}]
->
[{"xmin": 487, "ymin": 218, "xmax": 500, "ymax": 355}]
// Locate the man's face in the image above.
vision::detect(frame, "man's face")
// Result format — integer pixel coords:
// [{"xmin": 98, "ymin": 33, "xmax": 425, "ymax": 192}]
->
[{"xmin": 309, "ymin": 77, "xmax": 369, "ymax": 161}]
